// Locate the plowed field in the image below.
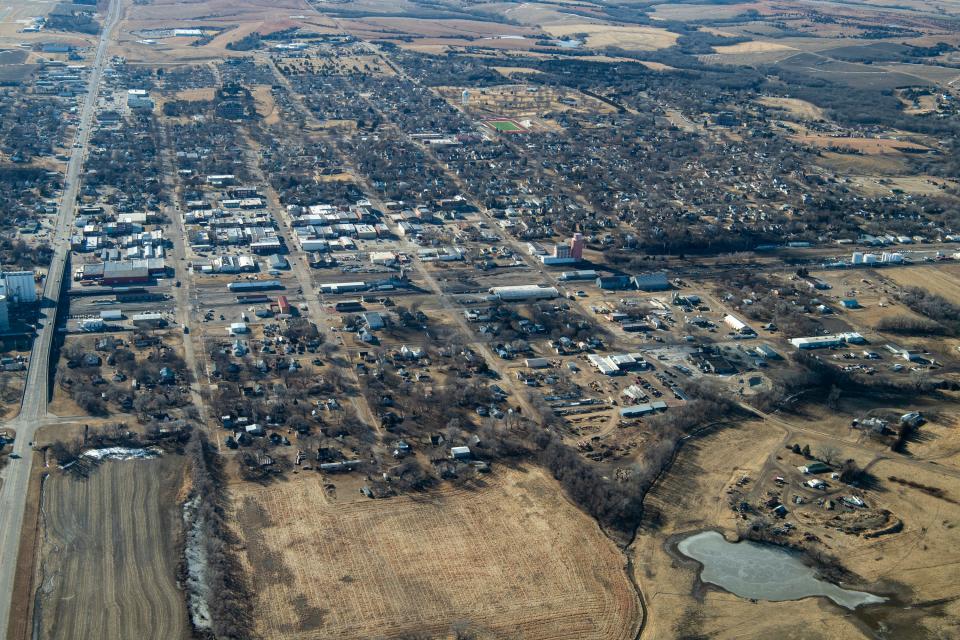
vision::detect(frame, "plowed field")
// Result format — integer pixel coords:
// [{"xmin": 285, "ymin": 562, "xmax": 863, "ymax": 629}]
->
[{"xmin": 34, "ymin": 456, "xmax": 189, "ymax": 640}]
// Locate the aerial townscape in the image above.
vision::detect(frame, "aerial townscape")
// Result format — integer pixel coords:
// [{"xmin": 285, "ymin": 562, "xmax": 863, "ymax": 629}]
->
[{"xmin": 2, "ymin": 0, "xmax": 960, "ymax": 638}]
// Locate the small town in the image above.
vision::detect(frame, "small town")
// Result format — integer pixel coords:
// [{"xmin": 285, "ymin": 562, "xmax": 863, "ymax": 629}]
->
[{"xmin": 1, "ymin": 0, "xmax": 960, "ymax": 639}]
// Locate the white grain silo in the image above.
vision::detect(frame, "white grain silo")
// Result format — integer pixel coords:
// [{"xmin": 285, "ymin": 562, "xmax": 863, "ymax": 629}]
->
[{"xmin": 0, "ymin": 295, "xmax": 9, "ymax": 332}]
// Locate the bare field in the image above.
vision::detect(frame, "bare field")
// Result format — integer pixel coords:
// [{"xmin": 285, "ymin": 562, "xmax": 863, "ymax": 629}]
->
[
  {"xmin": 715, "ymin": 41, "xmax": 796, "ymax": 54},
  {"xmin": 34, "ymin": 456, "xmax": 189, "ymax": 640},
  {"xmin": 231, "ymin": 466, "xmax": 641, "ymax": 639},
  {"xmin": 881, "ymin": 264, "xmax": 960, "ymax": 304},
  {"xmin": 846, "ymin": 174, "xmax": 957, "ymax": 196},
  {"xmin": 543, "ymin": 23, "xmax": 678, "ymax": 51},
  {"xmin": 791, "ymin": 133, "xmax": 930, "ymax": 155},
  {"xmin": 758, "ymin": 96, "xmax": 827, "ymax": 121}
]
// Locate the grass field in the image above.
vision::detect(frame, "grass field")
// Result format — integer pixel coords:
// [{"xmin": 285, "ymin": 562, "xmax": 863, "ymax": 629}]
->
[
  {"xmin": 33, "ymin": 456, "xmax": 189, "ymax": 640},
  {"xmin": 486, "ymin": 118, "xmax": 525, "ymax": 132},
  {"xmin": 231, "ymin": 466, "xmax": 641, "ymax": 639}
]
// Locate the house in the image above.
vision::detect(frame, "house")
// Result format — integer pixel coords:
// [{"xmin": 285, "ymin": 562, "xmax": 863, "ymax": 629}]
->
[{"xmin": 451, "ymin": 446, "xmax": 472, "ymax": 460}]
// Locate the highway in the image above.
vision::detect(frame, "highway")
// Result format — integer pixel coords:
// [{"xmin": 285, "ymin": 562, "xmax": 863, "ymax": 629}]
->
[{"xmin": 0, "ymin": 0, "xmax": 121, "ymax": 634}]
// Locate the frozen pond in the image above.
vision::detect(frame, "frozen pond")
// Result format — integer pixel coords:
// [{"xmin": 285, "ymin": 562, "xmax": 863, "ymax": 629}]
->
[{"xmin": 677, "ymin": 531, "xmax": 886, "ymax": 609}]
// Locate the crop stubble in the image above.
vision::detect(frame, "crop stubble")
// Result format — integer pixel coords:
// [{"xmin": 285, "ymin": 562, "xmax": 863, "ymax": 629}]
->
[
  {"xmin": 233, "ymin": 468, "xmax": 641, "ymax": 639},
  {"xmin": 35, "ymin": 457, "xmax": 189, "ymax": 640}
]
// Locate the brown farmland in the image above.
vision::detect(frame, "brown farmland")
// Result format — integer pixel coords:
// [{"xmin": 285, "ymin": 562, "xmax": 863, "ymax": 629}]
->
[
  {"xmin": 232, "ymin": 466, "xmax": 641, "ymax": 639},
  {"xmin": 33, "ymin": 456, "xmax": 189, "ymax": 640}
]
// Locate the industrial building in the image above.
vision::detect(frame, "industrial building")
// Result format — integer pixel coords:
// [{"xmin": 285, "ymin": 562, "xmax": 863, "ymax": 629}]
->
[
  {"xmin": 131, "ymin": 313, "xmax": 165, "ymax": 329},
  {"xmin": 539, "ymin": 233, "xmax": 585, "ymax": 265},
  {"xmin": 723, "ymin": 314, "xmax": 753, "ymax": 335},
  {"xmin": 0, "ymin": 295, "xmax": 8, "ymax": 331},
  {"xmin": 0, "ymin": 271, "xmax": 37, "ymax": 303},
  {"xmin": 596, "ymin": 275, "xmax": 631, "ymax": 290},
  {"xmin": 559, "ymin": 270, "xmax": 598, "ymax": 281},
  {"xmin": 488, "ymin": 285, "xmax": 559, "ymax": 301},
  {"xmin": 631, "ymin": 272, "xmax": 670, "ymax": 291},
  {"xmin": 587, "ymin": 352, "xmax": 650, "ymax": 376},
  {"xmin": 789, "ymin": 332, "xmax": 866, "ymax": 350},
  {"xmin": 620, "ymin": 402, "xmax": 668, "ymax": 418},
  {"xmin": 227, "ymin": 280, "xmax": 283, "ymax": 291}
]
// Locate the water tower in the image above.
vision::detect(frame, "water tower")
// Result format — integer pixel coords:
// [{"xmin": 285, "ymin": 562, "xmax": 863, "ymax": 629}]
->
[{"xmin": 461, "ymin": 89, "xmax": 470, "ymax": 106}]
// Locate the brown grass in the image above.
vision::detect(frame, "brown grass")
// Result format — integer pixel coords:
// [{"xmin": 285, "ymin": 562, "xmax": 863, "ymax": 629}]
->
[
  {"xmin": 543, "ymin": 24, "xmax": 678, "ymax": 51},
  {"xmin": 792, "ymin": 134, "xmax": 930, "ymax": 155},
  {"xmin": 758, "ymin": 96, "xmax": 827, "ymax": 121},
  {"xmin": 231, "ymin": 466, "xmax": 641, "ymax": 639}
]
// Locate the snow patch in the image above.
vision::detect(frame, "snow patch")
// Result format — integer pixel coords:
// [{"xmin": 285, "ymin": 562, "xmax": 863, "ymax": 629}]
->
[
  {"xmin": 81, "ymin": 446, "xmax": 161, "ymax": 461},
  {"xmin": 182, "ymin": 496, "xmax": 212, "ymax": 630}
]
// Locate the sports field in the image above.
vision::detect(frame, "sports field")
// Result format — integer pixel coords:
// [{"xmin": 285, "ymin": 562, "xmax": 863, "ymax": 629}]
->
[{"xmin": 486, "ymin": 118, "xmax": 525, "ymax": 132}]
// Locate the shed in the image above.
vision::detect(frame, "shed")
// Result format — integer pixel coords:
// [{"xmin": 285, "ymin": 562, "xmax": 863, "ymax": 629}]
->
[
  {"xmin": 229, "ymin": 322, "xmax": 249, "ymax": 335},
  {"xmin": 798, "ymin": 461, "xmax": 831, "ymax": 474},
  {"xmin": 524, "ymin": 357, "xmax": 550, "ymax": 369},
  {"xmin": 451, "ymin": 446, "xmax": 472, "ymax": 460}
]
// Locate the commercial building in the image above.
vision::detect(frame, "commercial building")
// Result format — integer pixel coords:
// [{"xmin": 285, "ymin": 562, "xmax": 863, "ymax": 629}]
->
[
  {"xmin": 126, "ymin": 89, "xmax": 154, "ymax": 111},
  {"xmin": 102, "ymin": 262, "xmax": 150, "ymax": 285}
]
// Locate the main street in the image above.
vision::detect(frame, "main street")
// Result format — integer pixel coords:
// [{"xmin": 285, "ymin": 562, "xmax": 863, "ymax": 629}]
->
[{"xmin": 0, "ymin": 0, "xmax": 122, "ymax": 633}]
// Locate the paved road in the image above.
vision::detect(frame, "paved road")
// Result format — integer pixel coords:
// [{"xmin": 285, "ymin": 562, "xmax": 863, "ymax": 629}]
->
[{"xmin": 0, "ymin": 0, "xmax": 121, "ymax": 634}]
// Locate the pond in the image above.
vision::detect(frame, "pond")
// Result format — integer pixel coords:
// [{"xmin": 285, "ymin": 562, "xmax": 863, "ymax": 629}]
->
[
  {"xmin": 552, "ymin": 39, "xmax": 583, "ymax": 49},
  {"xmin": 677, "ymin": 531, "xmax": 886, "ymax": 610}
]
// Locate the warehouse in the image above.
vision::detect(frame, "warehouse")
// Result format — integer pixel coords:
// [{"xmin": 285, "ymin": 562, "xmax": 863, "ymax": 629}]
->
[
  {"xmin": 488, "ymin": 285, "xmax": 559, "ymax": 301},
  {"xmin": 620, "ymin": 401, "xmax": 668, "ymax": 419},
  {"xmin": 227, "ymin": 280, "xmax": 283, "ymax": 292},
  {"xmin": 631, "ymin": 271, "xmax": 670, "ymax": 291},
  {"xmin": 102, "ymin": 262, "xmax": 150, "ymax": 285},
  {"xmin": 789, "ymin": 332, "xmax": 866, "ymax": 350},
  {"xmin": 596, "ymin": 275, "xmax": 631, "ymax": 290},
  {"xmin": 723, "ymin": 314, "xmax": 753, "ymax": 335},
  {"xmin": 559, "ymin": 270, "xmax": 598, "ymax": 281},
  {"xmin": 131, "ymin": 313, "xmax": 165, "ymax": 328},
  {"xmin": 320, "ymin": 281, "xmax": 368, "ymax": 294}
]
